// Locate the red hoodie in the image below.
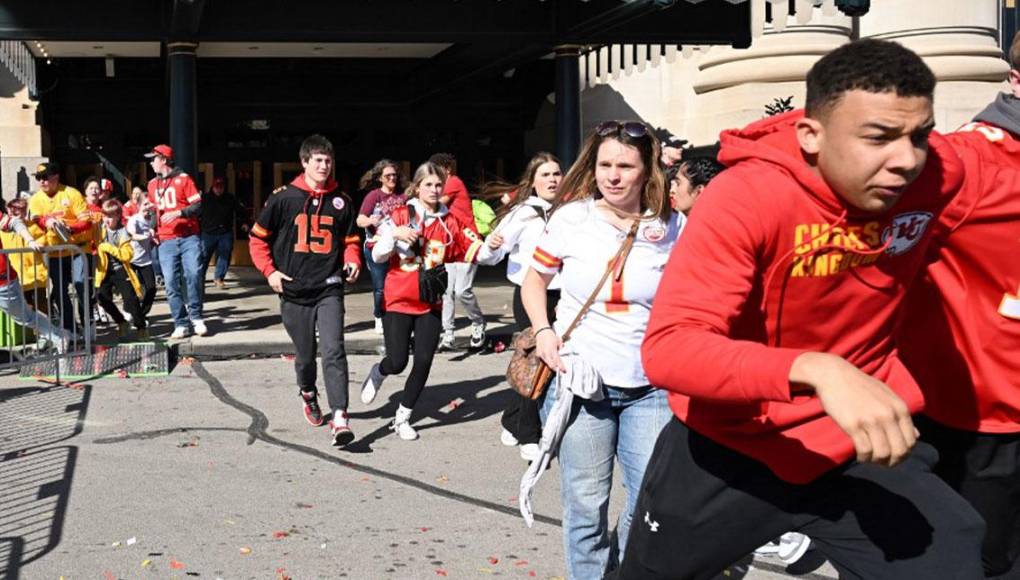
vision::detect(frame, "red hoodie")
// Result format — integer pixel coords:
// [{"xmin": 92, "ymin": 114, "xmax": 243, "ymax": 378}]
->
[
  {"xmin": 899, "ymin": 119, "xmax": 1020, "ymax": 434},
  {"xmin": 642, "ymin": 110, "xmax": 964, "ymax": 483}
]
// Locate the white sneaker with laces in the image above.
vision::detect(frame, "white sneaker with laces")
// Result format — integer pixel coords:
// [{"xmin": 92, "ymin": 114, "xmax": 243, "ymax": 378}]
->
[
  {"xmin": 438, "ymin": 331, "xmax": 456, "ymax": 351},
  {"xmin": 778, "ymin": 532, "xmax": 812, "ymax": 563},
  {"xmin": 500, "ymin": 428, "xmax": 519, "ymax": 447},
  {"xmin": 359, "ymin": 363, "xmax": 385, "ymax": 405},
  {"xmin": 192, "ymin": 319, "xmax": 208, "ymax": 336},
  {"xmin": 469, "ymin": 323, "xmax": 486, "ymax": 349},
  {"xmin": 170, "ymin": 326, "xmax": 190, "ymax": 339},
  {"xmin": 391, "ymin": 404, "xmax": 419, "ymax": 441},
  {"xmin": 374, "ymin": 317, "xmax": 384, "ymax": 335},
  {"xmin": 519, "ymin": 443, "xmax": 540, "ymax": 462},
  {"xmin": 754, "ymin": 540, "xmax": 782, "ymax": 556}
]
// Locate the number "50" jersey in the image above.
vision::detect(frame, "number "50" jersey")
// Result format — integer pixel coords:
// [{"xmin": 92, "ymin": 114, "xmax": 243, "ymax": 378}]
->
[{"xmin": 249, "ymin": 177, "xmax": 360, "ymax": 305}]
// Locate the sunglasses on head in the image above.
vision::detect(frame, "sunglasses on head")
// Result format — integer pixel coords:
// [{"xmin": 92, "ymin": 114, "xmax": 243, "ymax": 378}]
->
[{"xmin": 595, "ymin": 120, "xmax": 650, "ymax": 140}]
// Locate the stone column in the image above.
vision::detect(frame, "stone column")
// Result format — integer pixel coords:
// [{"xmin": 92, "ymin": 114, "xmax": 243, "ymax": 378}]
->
[
  {"xmin": 555, "ymin": 45, "xmax": 582, "ymax": 167},
  {"xmin": 168, "ymin": 42, "xmax": 199, "ymax": 176}
]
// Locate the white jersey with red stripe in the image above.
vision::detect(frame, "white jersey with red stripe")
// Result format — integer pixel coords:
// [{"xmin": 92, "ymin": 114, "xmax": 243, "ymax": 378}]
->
[{"xmin": 531, "ymin": 198, "xmax": 684, "ymax": 388}]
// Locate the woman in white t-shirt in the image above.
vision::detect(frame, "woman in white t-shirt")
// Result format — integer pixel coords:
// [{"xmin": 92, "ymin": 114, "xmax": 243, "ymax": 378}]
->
[
  {"xmin": 476, "ymin": 152, "xmax": 562, "ymax": 462},
  {"xmin": 523, "ymin": 121, "xmax": 684, "ymax": 579}
]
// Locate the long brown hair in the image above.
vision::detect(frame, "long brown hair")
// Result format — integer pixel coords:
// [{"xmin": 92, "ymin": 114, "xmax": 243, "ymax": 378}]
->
[
  {"xmin": 482, "ymin": 152, "xmax": 560, "ymax": 226},
  {"xmin": 551, "ymin": 122, "xmax": 669, "ymax": 222},
  {"xmin": 358, "ymin": 158, "xmax": 404, "ymax": 192}
]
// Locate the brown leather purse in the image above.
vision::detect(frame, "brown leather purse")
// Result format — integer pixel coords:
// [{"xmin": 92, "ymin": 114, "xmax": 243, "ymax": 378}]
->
[{"xmin": 507, "ymin": 220, "xmax": 639, "ymax": 400}]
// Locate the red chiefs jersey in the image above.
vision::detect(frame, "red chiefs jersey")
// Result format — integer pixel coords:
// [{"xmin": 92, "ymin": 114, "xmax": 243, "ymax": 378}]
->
[
  {"xmin": 380, "ymin": 202, "xmax": 482, "ymax": 315},
  {"xmin": 900, "ymin": 120, "xmax": 1020, "ymax": 434},
  {"xmin": 147, "ymin": 168, "xmax": 201, "ymax": 240}
]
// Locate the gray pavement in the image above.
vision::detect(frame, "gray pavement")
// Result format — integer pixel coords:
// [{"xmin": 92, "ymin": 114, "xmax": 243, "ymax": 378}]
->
[{"xmin": 0, "ymin": 265, "xmax": 836, "ymax": 579}]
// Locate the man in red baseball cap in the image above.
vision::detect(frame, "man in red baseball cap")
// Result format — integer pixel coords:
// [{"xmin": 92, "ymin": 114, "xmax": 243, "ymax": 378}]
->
[{"xmin": 145, "ymin": 143, "xmax": 207, "ymax": 338}]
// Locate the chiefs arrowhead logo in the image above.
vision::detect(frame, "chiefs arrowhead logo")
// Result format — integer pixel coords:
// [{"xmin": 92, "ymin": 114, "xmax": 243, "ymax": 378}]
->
[{"xmin": 881, "ymin": 211, "xmax": 933, "ymax": 257}]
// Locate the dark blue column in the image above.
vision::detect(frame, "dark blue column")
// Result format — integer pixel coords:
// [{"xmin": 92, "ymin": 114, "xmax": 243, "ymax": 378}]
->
[
  {"xmin": 168, "ymin": 42, "xmax": 198, "ymax": 176},
  {"xmin": 555, "ymin": 45, "xmax": 582, "ymax": 167}
]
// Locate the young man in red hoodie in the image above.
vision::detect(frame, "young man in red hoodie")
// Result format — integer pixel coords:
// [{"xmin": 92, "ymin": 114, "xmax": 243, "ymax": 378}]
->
[
  {"xmin": 899, "ymin": 32, "xmax": 1020, "ymax": 579},
  {"xmin": 249, "ymin": 135, "xmax": 362, "ymax": 447},
  {"xmin": 616, "ymin": 39, "xmax": 985, "ymax": 579}
]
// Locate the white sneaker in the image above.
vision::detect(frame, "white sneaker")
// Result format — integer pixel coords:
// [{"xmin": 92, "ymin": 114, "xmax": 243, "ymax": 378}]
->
[
  {"xmin": 754, "ymin": 540, "xmax": 782, "ymax": 556},
  {"xmin": 170, "ymin": 326, "xmax": 190, "ymax": 339},
  {"xmin": 519, "ymin": 443, "xmax": 540, "ymax": 462},
  {"xmin": 391, "ymin": 404, "xmax": 419, "ymax": 441},
  {"xmin": 192, "ymin": 319, "xmax": 208, "ymax": 336},
  {"xmin": 438, "ymin": 331, "xmax": 456, "ymax": 351},
  {"xmin": 469, "ymin": 324, "xmax": 486, "ymax": 349},
  {"xmin": 778, "ymin": 532, "xmax": 811, "ymax": 564},
  {"xmin": 500, "ymin": 428, "xmax": 519, "ymax": 447},
  {"xmin": 330, "ymin": 410, "xmax": 355, "ymax": 447},
  {"xmin": 359, "ymin": 363, "xmax": 385, "ymax": 405},
  {"xmin": 374, "ymin": 317, "xmax": 384, "ymax": 335}
]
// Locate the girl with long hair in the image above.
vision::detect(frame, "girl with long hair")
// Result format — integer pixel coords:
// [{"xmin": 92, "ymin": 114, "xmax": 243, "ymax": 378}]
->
[
  {"xmin": 522, "ymin": 121, "xmax": 684, "ymax": 578},
  {"xmin": 476, "ymin": 152, "xmax": 562, "ymax": 461},
  {"xmin": 357, "ymin": 159, "xmax": 407, "ymax": 334},
  {"xmin": 360, "ymin": 162, "xmax": 484, "ymax": 441}
]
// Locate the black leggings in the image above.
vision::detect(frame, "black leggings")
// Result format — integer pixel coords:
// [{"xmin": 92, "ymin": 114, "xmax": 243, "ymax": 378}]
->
[
  {"xmin": 501, "ymin": 286, "xmax": 560, "ymax": 444},
  {"xmin": 380, "ymin": 310, "xmax": 442, "ymax": 410},
  {"xmin": 96, "ymin": 267, "xmax": 146, "ymax": 329}
]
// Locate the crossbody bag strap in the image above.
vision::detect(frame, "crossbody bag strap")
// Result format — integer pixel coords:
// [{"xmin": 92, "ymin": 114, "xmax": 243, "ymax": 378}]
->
[{"xmin": 559, "ymin": 219, "xmax": 640, "ymax": 343}]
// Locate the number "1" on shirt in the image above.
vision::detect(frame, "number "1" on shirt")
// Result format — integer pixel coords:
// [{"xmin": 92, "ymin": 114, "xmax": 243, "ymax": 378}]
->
[{"xmin": 293, "ymin": 214, "xmax": 334, "ymax": 254}]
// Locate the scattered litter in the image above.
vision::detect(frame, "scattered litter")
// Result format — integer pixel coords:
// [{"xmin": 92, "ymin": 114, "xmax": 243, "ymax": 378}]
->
[
  {"xmin": 178, "ymin": 439, "xmax": 200, "ymax": 448},
  {"xmin": 103, "ymin": 570, "xmax": 115, "ymax": 580},
  {"xmin": 126, "ymin": 536, "xmax": 137, "ymax": 546},
  {"xmin": 180, "ymin": 357, "xmax": 194, "ymax": 366},
  {"xmin": 478, "ymin": 568, "xmax": 494, "ymax": 574},
  {"xmin": 112, "ymin": 541, "xmax": 122, "ymax": 548},
  {"xmin": 239, "ymin": 547, "xmax": 252, "ymax": 555},
  {"xmin": 440, "ymin": 398, "xmax": 464, "ymax": 413},
  {"xmin": 493, "ymin": 340, "xmax": 507, "ymax": 353},
  {"xmin": 116, "ymin": 369, "xmax": 129, "ymax": 379},
  {"xmin": 320, "ymin": 543, "xmax": 327, "ymax": 549},
  {"xmin": 170, "ymin": 559, "xmax": 185, "ymax": 570},
  {"xmin": 435, "ymin": 474, "xmax": 449, "ymax": 484},
  {"xmin": 435, "ymin": 570, "xmax": 448, "ymax": 577},
  {"xmin": 295, "ymin": 502, "xmax": 314, "ymax": 509},
  {"xmin": 488, "ymin": 556, "xmax": 499, "ymax": 565},
  {"xmin": 186, "ymin": 573, "xmax": 200, "ymax": 577},
  {"xmin": 280, "ymin": 354, "xmax": 295, "ymax": 361},
  {"xmin": 514, "ymin": 560, "xmax": 529, "ymax": 567},
  {"xmin": 528, "ymin": 571, "xmax": 537, "ymax": 577},
  {"xmin": 419, "ymin": 527, "xmax": 430, "ymax": 532},
  {"xmin": 224, "ymin": 519, "xmax": 236, "ymax": 526},
  {"xmin": 141, "ymin": 559, "xmax": 152, "ymax": 568},
  {"xmin": 273, "ymin": 530, "xmax": 290, "ymax": 539}
]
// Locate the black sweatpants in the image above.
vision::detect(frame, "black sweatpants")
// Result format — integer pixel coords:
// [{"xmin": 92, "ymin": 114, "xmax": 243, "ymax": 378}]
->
[
  {"xmin": 918, "ymin": 415, "xmax": 1020, "ymax": 579},
  {"xmin": 134, "ymin": 263, "xmax": 157, "ymax": 316},
  {"xmin": 280, "ymin": 293, "xmax": 349, "ymax": 412},
  {"xmin": 616, "ymin": 418, "xmax": 986, "ymax": 580},
  {"xmin": 96, "ymin": 267, "xmax": 146, "ymax": 329},
  {"xmin": 380, "ymin": 310, "xmax": 442, "ymax": 410},
  {"xmin": 500, "ymin": 286, "xmax": 560, "ymax": 444}
]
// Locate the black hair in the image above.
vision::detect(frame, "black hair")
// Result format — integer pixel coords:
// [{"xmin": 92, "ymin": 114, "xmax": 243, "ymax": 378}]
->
[
  {"xmin": 299, "ymin": 134, "xmax": 334, "ymax": 162},
  {"xmin": 805, "ymin": 39, "xmax": 935, "ymax": 118},
  {"xmin": 428, "ymin": 152, "xmax": 456, "ymax": 171},
  {"xmin": 680, "ymin": 157, "xmax": 725, "ymax": 188}
]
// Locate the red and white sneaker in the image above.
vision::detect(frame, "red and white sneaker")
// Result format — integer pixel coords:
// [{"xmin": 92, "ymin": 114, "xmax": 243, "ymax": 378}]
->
[
  {"xmin": 331, "ymin": 410, "xmax": 355, "ymax": 447},
  {"xmin": 301, "ymin": 390, "xmax": 325, "ymax": 427}
]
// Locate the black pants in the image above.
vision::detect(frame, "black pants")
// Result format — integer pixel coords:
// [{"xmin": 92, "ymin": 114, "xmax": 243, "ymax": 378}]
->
[
  {"xmin": 918, "ymin": 415, "xmax": 1020, "ymax": 579},
  {"xmin": 500, "ymin": 286, "xmax": 560, "ymax": 444},
  {"xmin": 280, "ymin": 294, "xmax": 349, "ymax": 412},
  {"xmin": 616, "ymin": 418, "xmax": 986, "ymax": 580},
  {"xmin": 134, "ymin": 263, "xmax": 157, "ymax": 316},
  {"xmin": 96, "ymin": 267, "xmax": 146, "ymax": 329},
  {"xmin": 47, "ymin": 254, "xmax": 76, "ymax": 332},
  {"xmin": 380, "ymin": 310, "xmax": 442, "ymax": 409}
]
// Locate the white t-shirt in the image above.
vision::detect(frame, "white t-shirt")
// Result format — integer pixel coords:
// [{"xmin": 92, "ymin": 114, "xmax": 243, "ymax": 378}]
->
[
  {"xmin": 476, "ymin": 196, "xmax": 560, "ymax": 290},
  {"xmin": 531, "ymin": 198, "xmax": 684, "ymax": 388},
  {"xmin": 126, "ymin": 213, "xmax": 155, "ymax": 267}
]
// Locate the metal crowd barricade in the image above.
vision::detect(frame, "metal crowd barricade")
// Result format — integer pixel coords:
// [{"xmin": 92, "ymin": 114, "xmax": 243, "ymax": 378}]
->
[{"xmin": 0, "ymin": 244, "xmax": 92, "ymax": 381}]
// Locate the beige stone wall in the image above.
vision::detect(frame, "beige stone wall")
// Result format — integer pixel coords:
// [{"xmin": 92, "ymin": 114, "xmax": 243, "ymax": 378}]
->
[
  {"xmin": 571, "ymin": 0, "xmax": 1010, "ymax": 148},
  {"xmin": 0, "ymin": 65, "xmax": 46, "ymax": 199}
]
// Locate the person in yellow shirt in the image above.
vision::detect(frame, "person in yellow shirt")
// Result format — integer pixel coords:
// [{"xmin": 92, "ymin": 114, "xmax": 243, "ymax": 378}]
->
[
  {"xmin": 1, "ymin": 199, "xmax": 48, "ymax": 312},
  {"xmin": 28, "ymin": 162, "xmax": 92, "ymax": 333},
  {"xmin": 94, "ymin": 200, "xmax": 146, "ymax": 339}
]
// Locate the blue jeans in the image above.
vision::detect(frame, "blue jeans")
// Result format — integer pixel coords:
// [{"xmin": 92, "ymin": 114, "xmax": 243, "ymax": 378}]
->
[
  {"xmin": 0, "ymin": 280, "xmax": 68, "ymax": 344},
  {"xmin": 201, "ymin": 232, "xmax": 234, "ymax": 282},
  {"xmin": 363, "ymin": 245, "xmax": 388, "ymax": 319},
  {"xmin": 540, "ymin": 379, "xmax": 670, "ymax": 580},
  {"xmin": 158, "ymin": 235, "xmax": 203, "ymax": 328}
]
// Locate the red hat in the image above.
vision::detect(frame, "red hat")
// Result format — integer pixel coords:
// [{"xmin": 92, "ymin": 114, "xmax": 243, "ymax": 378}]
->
[
  {"xmin": 100, "ymin": 178, "xmax": 114, "ymax": 193},
  {"xmin": 144, "ymin": 144, "xmax": 174, "ymax": 159}
]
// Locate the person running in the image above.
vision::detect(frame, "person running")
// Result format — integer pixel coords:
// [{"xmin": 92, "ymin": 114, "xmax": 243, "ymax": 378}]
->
[
  {"xmin": 898, "ymin": 31, "xmax": 1020, "ymax": 579},
  {"xmin": 615, "ymin": 39, "xmax": 985, "ymax": 580},
  {"xmin": 429, "ymin": 152, "xmax": 487, "ymax": 350},
  {"xmin": 28, "ymin": 162, "xmax": 92, "ymax": 333},
  {"xmin": 93, "ymin": 200, "xmax": 147, "ymax": 339},
  {"xmin": 357, "ymin": 159, "xmax": 407, "ymax": 335},
  {"xmin": 359, "ymin": 161, "xmax": 483, "ymax": 441},
  {"xmin": 126, "ymin": 199, "xmax": 158, "ymax": 317},
  {"xmin": 525, "ymin": 122, "xmax": 682, "ymax": 579},
  {"xmin": 145, "ymin": 144, "xmax": 206, "ymax": 338},
  {"xmin": 249, "ymin": 134, "xmax": 362, "ymax": 448},
  {"xmin": 475, "ymin": 152, "xmax": 562, "ymax": 462}
]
